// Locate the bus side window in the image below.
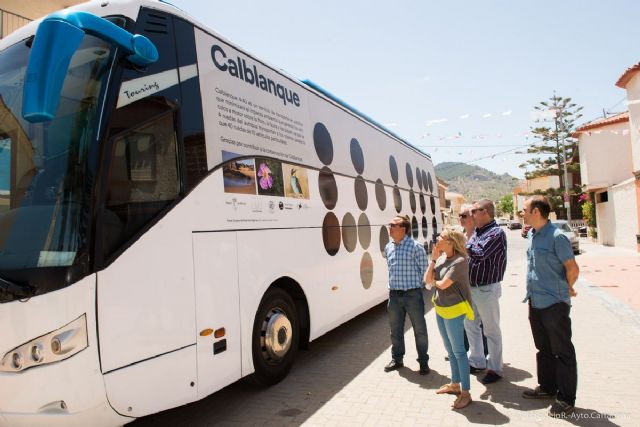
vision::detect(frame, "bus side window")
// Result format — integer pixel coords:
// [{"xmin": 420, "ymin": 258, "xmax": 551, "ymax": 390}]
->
[{"xmin": 102, "ymin": 111, "xmax": 181, "ymax": 258}]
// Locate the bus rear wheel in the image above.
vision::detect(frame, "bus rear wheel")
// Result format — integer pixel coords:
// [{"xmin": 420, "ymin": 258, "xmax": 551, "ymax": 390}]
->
[{"xmin": 250, "ymin": 288, "xmax": 299, "ymax": 386}]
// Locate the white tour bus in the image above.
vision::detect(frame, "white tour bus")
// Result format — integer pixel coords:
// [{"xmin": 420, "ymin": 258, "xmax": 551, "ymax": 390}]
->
[{"xmin": 0, "ymin": 1, "xmax": 441, "ymax": 425}]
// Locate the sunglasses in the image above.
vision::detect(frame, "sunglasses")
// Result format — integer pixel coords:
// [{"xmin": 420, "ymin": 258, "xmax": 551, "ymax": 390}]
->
[
  {"xmin": 471, "ymin": 207, "xmax": 485, "ymax": 214},
  {"xmin": 459, "ymin": 213, "xmax": 469, "ymax": 219}
]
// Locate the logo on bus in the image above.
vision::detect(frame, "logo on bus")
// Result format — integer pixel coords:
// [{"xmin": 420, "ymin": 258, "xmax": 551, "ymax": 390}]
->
[{"xmin": 211, "ymin": 45, "xmax": 301, "ymax": 108}]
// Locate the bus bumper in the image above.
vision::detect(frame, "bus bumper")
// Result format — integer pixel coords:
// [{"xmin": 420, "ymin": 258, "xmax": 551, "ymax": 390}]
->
[
  {"xmin": 0, "ymin": 275, "xmax": 131, "ymax": 427},
  {"xmin": 0, "ymin": 401, "xmax": 129, "ymax": 427}
]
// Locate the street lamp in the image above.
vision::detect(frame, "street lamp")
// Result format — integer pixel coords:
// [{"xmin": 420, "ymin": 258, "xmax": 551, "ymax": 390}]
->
[{"xmin": 550, "ymin": 106, "xmax": 572, "ymax": 222}]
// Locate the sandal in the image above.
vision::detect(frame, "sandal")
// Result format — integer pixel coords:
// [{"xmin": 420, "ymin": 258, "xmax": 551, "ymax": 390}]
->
[
  {"xmin": 452, "ymin": 391, "xmax": 472, "ymax": 409},
  {"xmin": 436, "ymin": 383, "xmax": 461, "ymax": 395}
]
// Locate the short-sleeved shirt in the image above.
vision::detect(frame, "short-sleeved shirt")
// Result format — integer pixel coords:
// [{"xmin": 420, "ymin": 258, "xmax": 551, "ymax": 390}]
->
[
  {"xmin": 433, "ymin": 254, "xmax": 473, "ymax": 310},
  {"xmin": 384, "ymin": 235, "xmax": 427, "ymax": 290},
  {"xmin": 524, "ymin": 221, "xmax": 575, "ymax": 308}
]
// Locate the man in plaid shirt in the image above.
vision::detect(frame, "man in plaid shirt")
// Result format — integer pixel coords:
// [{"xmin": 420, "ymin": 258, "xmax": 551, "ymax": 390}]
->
[{"xmin": 383, "ymin": 215, "xmax": 430, "ymax": 375}]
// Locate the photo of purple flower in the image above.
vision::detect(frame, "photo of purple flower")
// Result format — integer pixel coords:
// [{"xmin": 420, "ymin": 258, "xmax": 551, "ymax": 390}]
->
[
  {"xmin": 258, "ymin": 162, "xmax": 273, "ymax": 190},
  {"xmin": 256, "ymin": 158, "xmax": 284, "ymax": 197}
]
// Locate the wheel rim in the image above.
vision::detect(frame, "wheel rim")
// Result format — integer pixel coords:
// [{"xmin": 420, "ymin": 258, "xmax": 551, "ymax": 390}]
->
[{"xmin": 261, "ymin": 308, "xmax": 292, "ymax": 361}]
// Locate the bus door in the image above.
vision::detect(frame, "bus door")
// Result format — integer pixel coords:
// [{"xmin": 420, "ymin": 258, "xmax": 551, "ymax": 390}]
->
[
  {"xmin": 192, "ymin": 232, "xmax": 242, "ymax": 398},
  {"xmin": 95, "ymin": 9, "xmax": 207, "ymax": 416}
]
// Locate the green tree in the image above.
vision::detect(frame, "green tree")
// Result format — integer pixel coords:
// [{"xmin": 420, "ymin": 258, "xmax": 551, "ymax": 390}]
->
[
  {"xmin": 519, "ymin": 93, "xmax": 583, "ymax": 190},
  {"xmin": 496, "ymin": 194, "xmax": 514, "ymax": 217}
]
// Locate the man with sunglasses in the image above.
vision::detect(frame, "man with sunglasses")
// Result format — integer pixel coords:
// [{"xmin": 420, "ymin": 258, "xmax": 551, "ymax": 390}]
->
[
  {"xmin": 459, "ymin": 204, "xmax": 475, "ymax": 240},
  {"xmin": 383, "ymin": 215, "xmax": 430, "ymax": 375},
  {"xmin": 465, "ymin": 199, "xmax": 507, "ymax": 384}
]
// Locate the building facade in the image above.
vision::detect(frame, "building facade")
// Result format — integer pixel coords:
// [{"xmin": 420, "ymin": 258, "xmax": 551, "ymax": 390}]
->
[
  {"xmin": 1, "ymin": 1, "xmax": 85, "ymax": 38},
  {"xmin": 575, "ymin": 112, "xmax": 638, "ymax": 250},
  {"xmin": 617, "ymin": 65, "xmax": 640, "ymax": 251}
]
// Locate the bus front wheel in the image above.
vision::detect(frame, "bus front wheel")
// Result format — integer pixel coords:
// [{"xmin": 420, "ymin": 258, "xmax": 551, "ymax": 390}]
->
[{"xmin": 250, "ymin": 287, "xmax": 299, "ymax": 386}]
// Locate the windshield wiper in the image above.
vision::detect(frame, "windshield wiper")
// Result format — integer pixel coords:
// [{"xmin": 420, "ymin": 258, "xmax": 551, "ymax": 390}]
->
[{"xmin": 0, "ymin": 276, "xmax": 35, "ymax": 299}]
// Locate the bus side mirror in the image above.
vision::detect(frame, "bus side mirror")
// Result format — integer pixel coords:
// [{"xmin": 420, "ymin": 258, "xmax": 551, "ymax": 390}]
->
[
  {"xmin": 22, "ymin": 19, "xmax": 85, "ymax": 123},
  {"xmin": 23, "ymin": 11, "xmax": 159, "ymax": 123}
]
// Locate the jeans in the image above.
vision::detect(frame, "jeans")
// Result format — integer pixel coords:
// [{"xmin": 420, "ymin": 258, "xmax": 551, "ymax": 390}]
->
[
  {"xmin": 437, "ymin": 314, "xmax": 470, "ymax": 391},
  {"xmin": 387, "ymin": 288, "xmax": 429, "ymax": 364},
  {"xmin": 464, "ymin": 282, "xmax": 503, "ymax": 375},
  {"xmin": 529, "ymin": 302, "xmax": 577, "ymax": 406}
]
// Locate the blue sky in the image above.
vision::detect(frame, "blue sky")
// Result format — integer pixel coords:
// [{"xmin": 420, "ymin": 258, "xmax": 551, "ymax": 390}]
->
[{"xmin": 173, "ymin": 0, "xmax": 640, "ymax": 178}]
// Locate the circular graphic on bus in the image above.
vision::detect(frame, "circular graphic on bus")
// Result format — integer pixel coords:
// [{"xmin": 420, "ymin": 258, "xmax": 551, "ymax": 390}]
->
[
  {"xmin": 360, "ymin": 252, "xmax": 373, "ymax": 289},
  {"xmin": 422, "ymin": 216, "xmax": 428, "ymax": 238},
  {"xmin": 313, "ymin": 122, "xmax": 333, "ymax": 166},
  {"xmin": 322, "ymin": 212, "xmax": 341, "ymax": 256},
  {"xmin": 406, "ymin": 163, "xmax": 413, "ymax": 188},
  {"xmin": 358, "ymin": 212, "xmax": 371, "ymax": 250},
  {"xmin": 393, "ymin": 186, "xmax": 402, "ymax": 213},
  {"xmin": 375, "ymin": 179, "xmax": 386, "ymax": 211},
  {"xmin": 389, "ymin": 156, "xmax": 398, "ymax": 184},
  {"xmin": 355, "ymin": 176, "xmax": 368, "ymax": 211},
  {"xmin": 342, "ymin": 212, "xmax": 357, "ymax": 253},
  {"xmin": 379, "ymin": 226, "xmax": 390, "ymax": 255},
  {"xmin": 318, "ymin": 167, "xmax": 338, "ymax": 210},
  {"xmin": 350, "ymin": 138, "xmax": 364, "ymax": 174}
]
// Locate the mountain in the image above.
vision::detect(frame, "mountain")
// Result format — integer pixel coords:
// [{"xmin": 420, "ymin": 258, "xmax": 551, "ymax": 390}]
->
[{"xmin": 435, "ymin": 162, "xmax": 519, "ymax": 202}]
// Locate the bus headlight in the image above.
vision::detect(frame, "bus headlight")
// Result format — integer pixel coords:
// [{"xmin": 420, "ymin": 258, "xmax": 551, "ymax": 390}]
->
[{"xmin": 0, "ymin": 314, "xmax": 88, "ymax": 373}]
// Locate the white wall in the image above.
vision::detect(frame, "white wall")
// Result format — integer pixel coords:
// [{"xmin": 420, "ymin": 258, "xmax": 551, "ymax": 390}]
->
[
  {"xmin": 1, "ymin": 0, "xmax": 85, "ymax": 19},
  {"xmin": 595, "ymin": 191, "xmax": 615, "ymax": 246},
  {"xmin": 578, "ymin": 121, "xmax": 632, "ymax": 190},
  {"xmin": 611, "ymin": 179, "xmax": 639, "ymax": 250},
  {"xmin": 625, "ymin": 74, "xmax": 640, "ymax": 174}
]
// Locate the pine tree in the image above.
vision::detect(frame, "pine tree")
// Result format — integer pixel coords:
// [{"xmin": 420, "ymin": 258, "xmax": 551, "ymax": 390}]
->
[{"xmin": 519, "ymin": 93, "xmax": 583, "ymax": 188}]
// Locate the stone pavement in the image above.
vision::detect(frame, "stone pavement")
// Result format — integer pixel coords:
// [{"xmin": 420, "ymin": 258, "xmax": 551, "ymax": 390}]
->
[{"xmin": 133, "ymin": 231, "xmax": 640, "ymax": 427}]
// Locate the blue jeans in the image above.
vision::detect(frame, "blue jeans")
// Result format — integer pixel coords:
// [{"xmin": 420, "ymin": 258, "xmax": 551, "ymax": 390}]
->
[
  {"xmin": 437, "ymin": 313, "xmax": 470, "ymax": 391},
  {"xmin": 464, "ymin": 282, "xmax": 503, "ymax": 375},
  {"xmin": 387, "ymin": 288, "xmax": 429, "ymax": 364}
]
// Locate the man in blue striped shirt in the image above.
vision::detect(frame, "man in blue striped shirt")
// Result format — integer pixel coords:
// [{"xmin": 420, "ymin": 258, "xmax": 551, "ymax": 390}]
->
[
  {"xmin": 383, "ymin": 215, "xmax": 430, "ymax": 375},
  {"xmin": 464, "ymin": 199, "xmax": 507, "ymax": 384}
]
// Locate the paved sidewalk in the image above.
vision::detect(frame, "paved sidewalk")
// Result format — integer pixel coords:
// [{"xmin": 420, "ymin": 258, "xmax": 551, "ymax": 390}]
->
[
  {"xmin": 576, "ymin": 238, "xmax": 640, "ymax": 314},
  {"xmin": 134, "ymin": 232, "xmax": 640, "ymax": 426}
]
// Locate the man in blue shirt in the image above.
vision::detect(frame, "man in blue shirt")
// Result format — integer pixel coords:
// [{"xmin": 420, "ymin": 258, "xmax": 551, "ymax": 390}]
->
[
  {"xmin": 383, "ymin": 215, "xmax": 430, "ymax": 375},
  {"xmin": 521, "ymin": 196, "xmax": 580, "ymax": 418}
]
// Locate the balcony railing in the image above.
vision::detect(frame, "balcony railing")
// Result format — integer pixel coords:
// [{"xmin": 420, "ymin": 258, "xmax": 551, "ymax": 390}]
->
[{"xmin": 1, "ymin": 9, "xmax": 32, "ymax": 39}]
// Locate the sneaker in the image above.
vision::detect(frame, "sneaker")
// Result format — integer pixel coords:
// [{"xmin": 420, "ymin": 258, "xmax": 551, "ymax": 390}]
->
[
  {"xmin": 419, "ymin": 362, "xmax": 430, "ymax": 375},
  {"xmin": 384, "ymin": 360, "xmax": 403, "ymax": 372},
  {"xmin": 469, "ymin": 365, "xmax": 485, "ymax": 373},
  {"xmin": 522, "ymin": 386, "xmax": 556, "ymax": 399},
  {"xmin": 480, "ymin": 370, "xmax": 501, "ymax": 384},
  {"xmin": 548, "ymin": 399, "xmax": 574, "ymax": 418}
]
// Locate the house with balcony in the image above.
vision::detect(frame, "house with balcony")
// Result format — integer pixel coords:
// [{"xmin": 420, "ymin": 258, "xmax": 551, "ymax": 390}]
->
[{"xmin": 574, "ymin": 112, "xmax": 638, "ymax": 249}]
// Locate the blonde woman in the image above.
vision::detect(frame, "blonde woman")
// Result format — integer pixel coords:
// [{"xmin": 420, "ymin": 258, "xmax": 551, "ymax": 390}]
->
[{"xmin": 425, "ymin": 228, "xmax": 474, "ymax": 409}]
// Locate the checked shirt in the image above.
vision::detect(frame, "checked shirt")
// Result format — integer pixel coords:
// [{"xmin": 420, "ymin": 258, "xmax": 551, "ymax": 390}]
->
[{"xmin": 384, "ymin": 235, "xmax": 427, "ymax": 290}]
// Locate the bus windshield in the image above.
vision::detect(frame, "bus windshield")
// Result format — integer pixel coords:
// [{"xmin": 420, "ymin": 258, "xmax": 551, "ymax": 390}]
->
[{"xmin": 0, "ymin": 35, "xmax": 113, "ymax": 298}]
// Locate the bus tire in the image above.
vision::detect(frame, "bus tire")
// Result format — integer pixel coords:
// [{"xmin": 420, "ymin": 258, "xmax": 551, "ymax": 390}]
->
[{"xmin": 250, "ymin": 287, "xmax": 299, "ymax": 386}]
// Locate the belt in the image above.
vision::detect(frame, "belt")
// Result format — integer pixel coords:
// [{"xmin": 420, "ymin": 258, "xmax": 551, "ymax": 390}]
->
[
  {"xmin": 389, "ymin": 288, "xmax": 422, "ymax": 295},
  {"xmin": 471, "ymin": 281, "xmax": 500, "ymax": 287}
]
